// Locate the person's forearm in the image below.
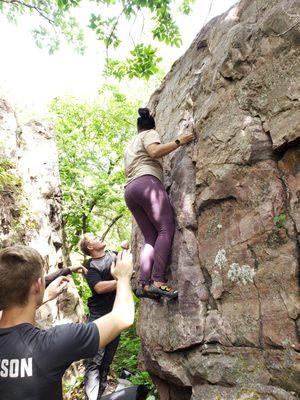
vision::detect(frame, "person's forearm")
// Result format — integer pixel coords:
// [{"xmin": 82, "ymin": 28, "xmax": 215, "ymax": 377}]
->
[
  {"xmin": 149, "ymin": 141, "xmax": 179, "ymax": 159},
  {"xmin": 112, "ymin": 278, "xmax": 134, "ymax": 328},
  {"xmin": 41, "ymin": 288, "xmax": 56, "ymax": 305},
  {"xmin": 94, "ymin": 280, "xmax": 117, "ymax": 294},
  {"xmin": 45, "ymin": 268, "xmax": 71, "ymax": 287}
]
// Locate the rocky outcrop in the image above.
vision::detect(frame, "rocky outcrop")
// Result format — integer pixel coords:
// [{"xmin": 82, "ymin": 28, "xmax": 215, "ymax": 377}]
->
[
  {"xmin": 0, "ymin": 99, "xmax": 84, "ymax": 327},
  {"xmin": 133, "ymin": 0, "xmax": 300, "ymax": 398}
]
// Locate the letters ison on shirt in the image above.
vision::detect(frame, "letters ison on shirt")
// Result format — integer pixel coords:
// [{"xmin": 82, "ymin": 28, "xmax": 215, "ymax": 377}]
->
[{"xmin": 0, "ymin": 358, "xmax": 33, "ymax": 378}]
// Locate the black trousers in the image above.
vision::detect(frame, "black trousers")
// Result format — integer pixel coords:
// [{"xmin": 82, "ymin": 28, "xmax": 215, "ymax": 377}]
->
[{"xmin": 84, "ymin": 317, "xmax": 120, "ymax": 400}]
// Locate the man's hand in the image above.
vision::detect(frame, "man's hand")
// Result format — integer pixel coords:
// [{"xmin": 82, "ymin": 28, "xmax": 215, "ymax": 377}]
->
[
  {"xmin": 70, "ymin": 265, "xmax": 88, "ymax": 274},
  {"xmin": 111, "ymin": 251, "xmax": 133, "ymax": 281},
  {"xmin": 120, "ymin": 240, "xmax": 130, "ymax": 250},
  {"xmin": 43, "ymin": 276, "xmax": 70, "ymax": 304}
]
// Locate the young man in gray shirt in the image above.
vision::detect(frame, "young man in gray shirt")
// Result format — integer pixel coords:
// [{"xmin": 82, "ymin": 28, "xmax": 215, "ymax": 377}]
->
[{"xmin": 79, "ymin": 233, "xmax": 124, "ymax": 399}]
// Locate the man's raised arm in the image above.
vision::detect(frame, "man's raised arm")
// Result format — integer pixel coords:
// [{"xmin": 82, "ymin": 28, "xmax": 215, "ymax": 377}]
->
[
  {"xmin": 93, "ymin": 251, "xmax": 134, "ymax": 348},
  {"xmin": 93, "ymin": 280, "xmax": 117, "ymax": 294}
]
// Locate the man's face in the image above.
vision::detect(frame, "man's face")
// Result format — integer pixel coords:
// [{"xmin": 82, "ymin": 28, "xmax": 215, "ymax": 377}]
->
[{"xmin": 88, "ymin": 234, "xmax": 106, "ymax": 252}]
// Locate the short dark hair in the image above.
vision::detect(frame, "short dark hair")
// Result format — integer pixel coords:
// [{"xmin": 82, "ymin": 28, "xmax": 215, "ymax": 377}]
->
[
  {"xmin": 0, "ymin": 245, "xmax": 44, "ymax": 309},
  {"xmin": 137, "ymin": 108, "xmax": 155, "ymax": 132}
]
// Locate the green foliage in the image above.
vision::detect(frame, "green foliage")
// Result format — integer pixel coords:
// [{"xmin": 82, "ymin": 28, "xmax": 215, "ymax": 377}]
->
[
  {"xmin": 179, "ymin": 0, "xmax": 196, "ymax": 15},
  {"xmin": 1, "ymin": 0, "xmax": 196, "ymax": 78},
  {"xmin": 0, "ymin": 159, "xmax": 21, "ymax": 190},
  {"xmin": 50, "ymin": 85, "xmax": 137, "ymax": 250},
  {"xmin": 106, "ymin": 44, "xmax": 162, "ymax": 80},
  {"xmin": 112, "ymin": 323, "xmax": 140, "ymax": 373},
  {"xmin": 273, "ymin": 213, "xmax": 287, "ymax": 228},
  {"xmin": 89, "ymin": 14, "xmax": 121, "ymax": 48},
  {"xmin": 152, "ymin": 11, "xmax": 182, "ymax": 46},
  {"xmin": 72, "ymin": 274, "xmax": 91, "ymax": 314},
  {"xmin": 63, "ymin": 374, "xmax": 84, "ymax": 393},
  {"xmin": 111, "ymin": 298, "xmax": 156, "ymax": 396},
  {"xmin": 2, "ymin": 0, "xmax": 85, "ymax": 54}
]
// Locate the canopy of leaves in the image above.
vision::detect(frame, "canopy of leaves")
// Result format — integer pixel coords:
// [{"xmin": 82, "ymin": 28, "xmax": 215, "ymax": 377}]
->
[
  {"xmin": 0, "ymin": 0, "xmax": 196, "ymax": 78},
  {"xmin": 50, "ymin": 85, "xmax": 137, "ymax": 251},
  {"xmin": 0, "ymin": 0, "xmax": 85, "ymax": 54}
]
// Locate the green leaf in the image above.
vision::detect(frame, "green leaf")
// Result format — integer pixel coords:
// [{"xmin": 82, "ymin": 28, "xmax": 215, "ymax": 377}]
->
[
  {"xmin": 273, "ymin": 213, "xmax": 287, "ymax": 228},
  {"xmin": 0, "ymin": 0, "xmax": 189, "ymax": 77}
]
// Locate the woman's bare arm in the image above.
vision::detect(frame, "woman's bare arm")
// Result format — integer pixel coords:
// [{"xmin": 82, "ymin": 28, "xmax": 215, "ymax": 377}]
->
[{"xmin": 146, "ymin": 132, "xmax": 195, "ymax": 159}]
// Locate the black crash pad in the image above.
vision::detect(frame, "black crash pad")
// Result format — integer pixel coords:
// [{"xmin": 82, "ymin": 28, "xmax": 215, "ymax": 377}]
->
[{"xmin": 101, "ymin": 385, "xmax": 148, "ymax": 400}]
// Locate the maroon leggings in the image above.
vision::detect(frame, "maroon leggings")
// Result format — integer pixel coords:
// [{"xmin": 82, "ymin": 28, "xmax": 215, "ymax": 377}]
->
[{"xmin": 125, "ymin": 175, "xmax": 175, "ymax": 285}]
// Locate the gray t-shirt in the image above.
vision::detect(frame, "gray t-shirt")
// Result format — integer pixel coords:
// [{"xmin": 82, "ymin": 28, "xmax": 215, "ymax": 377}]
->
[
  {"xmin": 124, "ymin": 129, "xmax": 163, "ymax": 185},
  {"xmin": 0, "ymin": 322, "xmax": 99, "ymax": 400},
  {"xmin": 86, "ymin": 251, "xmax": 117, "ymax": 319}
]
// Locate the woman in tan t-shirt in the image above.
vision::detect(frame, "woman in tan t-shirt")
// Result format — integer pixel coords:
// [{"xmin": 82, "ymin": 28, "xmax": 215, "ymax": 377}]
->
[{"xmin": 124, "ymin": 108, "xmax": 194, "ymax": 299}]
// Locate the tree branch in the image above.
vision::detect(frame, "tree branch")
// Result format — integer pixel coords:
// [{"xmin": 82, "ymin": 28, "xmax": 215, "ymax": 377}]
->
[
  {"xmin": 0, "ymin": 0, "xmax": 54, "ymax": 24},
  {"xmin": 138, "ymin": 7, "xmax": 145, "ymax": 42},
  {"xmin": 105, "ymin": 7, "xmax": 127, "ymax": 62},
  {"xmin": 101, "ymin": 214, "xmax": 123, "ymax": 240},
  {"xmin": 128, "ymin": 10, "xmax": 138, "ymax": 47}
]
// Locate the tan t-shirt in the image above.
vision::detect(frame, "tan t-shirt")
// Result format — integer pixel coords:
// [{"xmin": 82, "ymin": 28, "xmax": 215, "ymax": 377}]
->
[{"xmin": 124, "ymin": 129, "xmax": 163, "ymax": 185}]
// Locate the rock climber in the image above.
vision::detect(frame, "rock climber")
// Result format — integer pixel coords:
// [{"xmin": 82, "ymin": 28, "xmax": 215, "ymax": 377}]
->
[
  {"xmin": 124, "ymin": 108, "xmax": 194, "ymax": 299},
  {"xmin": 79, "ymin": 233, "xmax": 128, "ymax": 399},
  {"xmin": 0, "ymin": 244, "xmax": 134, "ymax": 400}
]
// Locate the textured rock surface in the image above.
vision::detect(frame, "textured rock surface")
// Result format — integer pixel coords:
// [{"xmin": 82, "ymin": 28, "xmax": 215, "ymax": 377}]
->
[
  {"xmin": 0, "ymin": 98, "xmax": 84, "ymax": 327},
  {"xmin": 133, "ymin": 1, "xmax": 300, "ymax": 398}
]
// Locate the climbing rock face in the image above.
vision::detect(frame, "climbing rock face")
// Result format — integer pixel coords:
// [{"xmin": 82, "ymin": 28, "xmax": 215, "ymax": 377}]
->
[
  {"xmin": 133, "ymin": 1, "xmax": 300, "ymax": 398},
  {"xmin": 0, "ymin": 99, "xmax": 84, "ymax": 327}
]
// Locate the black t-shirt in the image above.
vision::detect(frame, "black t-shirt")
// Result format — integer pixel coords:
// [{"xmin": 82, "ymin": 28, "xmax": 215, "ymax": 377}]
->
[
  {"xmin": 85, "ymin": 251, "xmax": 117, "ymax": 319},
  {"xmin": 0, "ymin": 322, "xmax": 99, "ymax": 400}
]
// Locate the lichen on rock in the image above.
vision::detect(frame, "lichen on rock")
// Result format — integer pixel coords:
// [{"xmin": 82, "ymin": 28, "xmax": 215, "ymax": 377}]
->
[{"xmin": 227, "ymin": 263, "xmax": 256, "ymax": 285}]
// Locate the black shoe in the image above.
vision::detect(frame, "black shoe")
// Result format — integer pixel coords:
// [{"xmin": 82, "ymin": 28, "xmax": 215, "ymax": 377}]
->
[
  {"xmin": 133, "ymin": 287, "xmax": 161, "ymax": 300},
  {"xmin": 148, "ymin": 284, "xmax": 178, "ymax": 299}
]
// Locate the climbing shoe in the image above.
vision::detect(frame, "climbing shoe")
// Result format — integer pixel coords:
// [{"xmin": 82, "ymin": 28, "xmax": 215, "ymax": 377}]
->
[
  {"xmin": 133, "ymin": 287, "xmax": 161, "ymax": 301},
  {"xmin": 148, "ymin": 284, "xmax": 178, "ymax": 299}
]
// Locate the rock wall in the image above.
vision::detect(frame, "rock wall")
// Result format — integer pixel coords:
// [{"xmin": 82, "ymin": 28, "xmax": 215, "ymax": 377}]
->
[
  {"xmin": 134, "ymin": 1, "xmax": 300, "ymax": 399},
  {"xmin": 0, "ymin": 99, "xmax": 84, "ymax": 328}
]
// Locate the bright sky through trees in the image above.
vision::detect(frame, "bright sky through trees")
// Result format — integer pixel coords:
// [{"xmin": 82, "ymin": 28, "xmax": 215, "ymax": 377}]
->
[{"xmin": 0, "ymin": 0, "xmax": 237, "ymax": 116}]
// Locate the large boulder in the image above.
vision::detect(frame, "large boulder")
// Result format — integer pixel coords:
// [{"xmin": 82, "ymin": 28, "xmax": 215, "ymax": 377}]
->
[
  {"xmin": 133, "ymin": 0, "xmax": 300, "ymax": 398},
  {"xmin": 0, "ymin": 98, "xmax": 84, "ymax": 327}
]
